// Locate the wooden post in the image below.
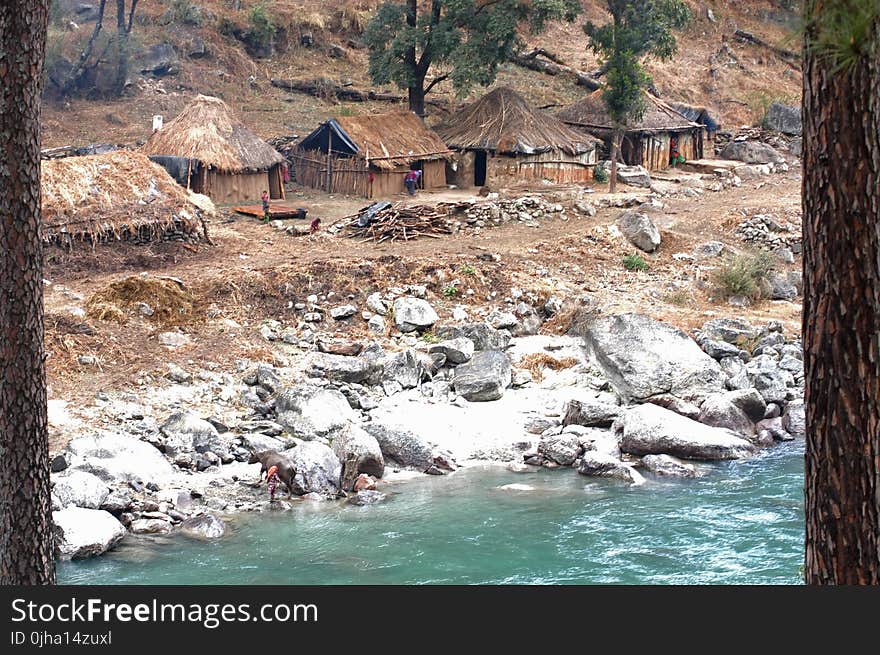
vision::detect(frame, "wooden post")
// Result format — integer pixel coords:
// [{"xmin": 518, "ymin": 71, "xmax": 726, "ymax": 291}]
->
[{"xmin": 326, "ymin": 129, "xmax": 332, "ymax": 194}]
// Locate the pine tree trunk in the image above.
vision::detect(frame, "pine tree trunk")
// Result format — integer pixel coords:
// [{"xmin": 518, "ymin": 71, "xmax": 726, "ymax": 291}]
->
[
  {"xmin": 115, "ymin": 0, "xmax": 130, "ymax": 95},
  {"xmin": 408, "ymin": 84, "xmax": 426, "ymax": 117},
  {"xmin": 609, "ymin": 128, "xmax": 622, "ymax": 193},
  {"xmin": 0, "ymin": 0, "xmax": 55, "ymax": 585},
  {"xmin": 802, "ymin": 5, "xmax": 880, "ymax": 585}
]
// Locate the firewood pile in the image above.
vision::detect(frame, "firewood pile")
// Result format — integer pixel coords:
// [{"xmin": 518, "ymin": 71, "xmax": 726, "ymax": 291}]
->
[{"xmin": 345, "ymin": 203, "xmax": 464, "ymax": 243}]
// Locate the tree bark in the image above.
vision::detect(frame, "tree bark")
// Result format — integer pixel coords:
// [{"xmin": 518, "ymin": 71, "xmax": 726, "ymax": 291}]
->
[
  {"xmin": 408, "ymin": 83, "xmax": 426, "ymax": 118},
  {"xmin": 0, "ymin": 0, "xmax": 55, "ymax": 585},
  {"xmin": 609, "ymin": 127, "xmax": 622, "ymax": 193},
  {"xmin": 115, "ymin": 0, "xmax": 130, "ymax": 95},
  {"xmin": 802, "ymin": 4, "xmax": 880, "ymax": 584}
]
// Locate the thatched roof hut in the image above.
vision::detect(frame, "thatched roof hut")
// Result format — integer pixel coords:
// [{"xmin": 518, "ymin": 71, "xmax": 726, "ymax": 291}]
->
[
  {"xmin": 435, "ymin": 87, "xmax": 600, "ymax": 187},
  {"xmin": 436, "ymin": 86, "xmax": 598, "ymax": 156},
  {"xmin": 557, "ymin": 90, "xmax": 706, "ymax": 171},
  {"xmin": 142, "ymin": 95, "xmax": 286, "ymax": 203},
  {"xmin": 294, "ymin": 111, "xmax": 452, "ymax": 197},
  {"xmin": 41, "ymin": 151, "xmax": 208, "ymax": 246}
]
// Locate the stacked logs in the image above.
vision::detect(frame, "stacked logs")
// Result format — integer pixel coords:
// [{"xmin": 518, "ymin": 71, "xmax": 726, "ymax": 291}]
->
[{"xmin": 346, "ymin": 203, "xmax": 463, "ymax": 243}]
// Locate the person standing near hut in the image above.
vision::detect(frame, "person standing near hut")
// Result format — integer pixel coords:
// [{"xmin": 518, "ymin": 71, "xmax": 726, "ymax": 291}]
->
[
  {"xmin": 261, "ymin": 190, "xmax": 270, "ymax": 221},
  {"xmin": 404, "ymin": 169, "xmax": 422, "ymax": 196}
]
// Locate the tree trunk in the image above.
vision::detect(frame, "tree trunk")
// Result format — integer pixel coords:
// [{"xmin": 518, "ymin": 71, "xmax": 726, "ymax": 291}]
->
[
  {"xmin": 802, "ymin": 4, "xmax": 880, "ymax": 584},
  {"xmin": 115, "ymin": 0, "xmax": 130, "ymax": 95},
  {"xmin": 609, "ymin": 128, "xmax": 622, "ymax": 193},
  {"xmin": 408, "ymin": 83, "xmax": 426, "ymax": 118},
  {"xmin": 0, "ymin": 0, "xmax": 55, "ymax": 585}
]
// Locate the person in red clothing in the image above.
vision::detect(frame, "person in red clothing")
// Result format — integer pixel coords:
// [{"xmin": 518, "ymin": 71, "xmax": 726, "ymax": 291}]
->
[
  {"xmin": 266, "ymin": 465, "xmax": 280, "ymax": 501},
  {"xmin": 404, "ymin": 169, "xmax": 422, "ymax": 195}
]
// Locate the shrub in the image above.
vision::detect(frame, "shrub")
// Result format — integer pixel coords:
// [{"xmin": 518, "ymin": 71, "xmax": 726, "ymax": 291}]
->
[
  {"xmin": 421, "ymin": 331, "xmax": 440, "ymax": 344},
  {"xmin": 249, "ymin": 2, "xmax": 276, "ymax": 49},
  {"xmin": 169, "ymin": 0, "xmax": 202, "ymax": 26},
  {"xmin": 712, "ymin": 250, "xmax": 775, "ymax": 300},
  {"xmin": 593, "ymin": 165, "xmax": 609, "ymax": 183},
  {"xmin": 443, "ymin": 285, "xmax": 459, "ymax": 298},
  {"xmin": 623, "ymin": 253, "xmax": 649, "ymax": 272},
  {"xmin": 460, "ymin": 265, "xmax": 476, "ymax": 275}
]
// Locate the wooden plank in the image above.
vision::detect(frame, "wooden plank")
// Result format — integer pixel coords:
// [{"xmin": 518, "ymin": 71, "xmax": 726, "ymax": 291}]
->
[{"xmin": 233, "ymin": 204, "xmax": 306, "ymax": 219}]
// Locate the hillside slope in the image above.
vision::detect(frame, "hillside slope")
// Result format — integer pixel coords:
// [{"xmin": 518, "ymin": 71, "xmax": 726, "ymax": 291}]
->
[{"xmin": 42, "ymin": 0, "xmax": 802, "ymax": 147}]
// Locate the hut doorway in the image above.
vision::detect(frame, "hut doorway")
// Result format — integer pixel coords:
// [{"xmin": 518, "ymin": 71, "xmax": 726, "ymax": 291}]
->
[
  {"xmin": 411, "ymin": 161, "xmax": 425, "ymax": 189},
  {"xmin": 474, "ymin": 151, "xmax": 487, "ymax": 186}
]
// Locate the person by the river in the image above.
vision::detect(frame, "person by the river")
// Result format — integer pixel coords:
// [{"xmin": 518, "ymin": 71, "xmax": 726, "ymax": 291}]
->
[
  {"xmin": 261, "ymin": 190, "xmax": 270, "ymax": 222},
  {"xmin": 266, "ymin": 464, "xmax": 280, "ymax": 501}
]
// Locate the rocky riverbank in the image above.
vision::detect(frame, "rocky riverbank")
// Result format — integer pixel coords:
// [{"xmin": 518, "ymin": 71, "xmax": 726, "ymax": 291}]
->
[{"xmin": 48, "ymin": 286, "xmax": 804, "ymax": 561}]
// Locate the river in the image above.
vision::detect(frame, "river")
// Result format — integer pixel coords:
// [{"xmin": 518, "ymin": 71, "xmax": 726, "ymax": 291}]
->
[{"xmin": 58, "ymin": 442, "xmax": 804, "ymax": 585}]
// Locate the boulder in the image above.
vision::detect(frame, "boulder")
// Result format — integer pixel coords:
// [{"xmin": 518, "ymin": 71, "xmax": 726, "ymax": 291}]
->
[
  {"xmin": 640, "ymin": 454, "xmax": 699, "ymax": 478},
  {"xmin": 239, "ymin": 432, "xmax": 286, "ymax": 454},
  {"xmin": 283, "ymin": 441, "xmax": 342, "ymax": 497},
  {"xmin": 726, "ymin": 388, "xmax": 768, "ymax": 422},
  {"xmin": 180, "ymin": 513, "xmax": 226, "ymax": 540},
  {"xmin": 487, "ymin": 309, "xmax": 518, "ymax": 330},
  {"xmin": 137, "ymin": 43, "xmax": 180, "ymax": 76},
  {"xmin": 429, "ymin": 338, "xmax": 474, "ymax": 365},
  {"xmin": 719, "ymin": 141, "xmax": 784, "ymax": 165},
  {"xmin": 160, "ymin": 411, "xmax": 226, "ymax": 457},
  {"xmin": 538, "ymin": 434, "xmax": 582, "ymax": 466},
  {"xmin": 764, "ymin": 102, "xmax": 802, "ymax": 136},
  {"xmin": 620, "ymin": 403, "xmax": 756, "ymax": 460},
  {"xmin": 510, "ymin": 303, "xmax": 543, "ymax": 337},
  {"xmin": 755, "ymin": 417, "xmax": 794, "ymax": 442},
  {"xmin": 769, "ymin": 274, "xmax": 798, "ymax": 300},
  {"xmin": 362, "ymin": 423, "xmax": 434, "ymax": 470},
  {"xmin": 275, "ymin": 385, "xmax": 357, "ymax": 439},
  {"xmin": 617, "ymin": 211, "xmax": 661, "ymax": 253},
  {"xmin": 382, "ymin": 349, "xmax": 421, "ymax": 389},
  {"xmin": 332, "ymin": 423, "xmax": 385, "ymax": 486},
  {"xmin": 435, "ymin": 323, "xmax": 511, "ymax": 351},
  {"xmin": 699, "ymin": 318, "xmax": 763, "ymax": 345},
  {"xmin": 393, "ymin": 296, "xmax": 438, "ymax": 333},
  {"xmin": 306, "ymin": 352, "xmax": 380, "ymax": 384},
  {"xmin": 330, "ymin": 304, "xmax": 357, "ymax": 319},
  {"xmin": 700, "ymin": 339, "xmax": 742, "ymax": 360},
  {"xmin": 616, "ymin": 165, "xmax": 651, "ymax": 188},
  {"xmin": 100, "ymin": 489, "xmax": 133, "ymax": 514},
  {"xmin": 584, "ymin": 313, "xmax": 726, "ymax": 403},
  {"xmin": 367, "ymin": 293, "xmax": 389, "ymax": 316},
  {"xmin": 782, "ymin": 399, "xmax": 806, "ymax": 438},
  {"xmin": 452, "ymin": 351, "xmax": 512, "ymax": 401},
  {"xmin": 65, "ymin": 432, "xmax": 175, "ymax": 484},
  {"xmin": 569, "ymin": 426, "xmax": 621, "ymax": 458},
  {"xmin": 577, "ymin": 452, "xmax": 645, "ymax": 485},
  {"xmin": 348, "ymin": 490, "xmax": 386, "ymax": 506},
  {"xmin": 697, "ymin": 393, "xmax": 755, "ymax": 437},
  {"xmin": 52, "ymin": 507, "xmax": 126, "ymax": 559},
  {"xmin": 561, "ymin": 392, "xmax": 621, "ymax": 428},
  {"xmin": 52, "ymin": 470, "xmax": 109, "ymax": 509},
  {"xmin": 317, "ymin": 339, "xmax": 363, "ymax": 357},
  {"xmin": 130, "ymin": 518, "xmax": 172, "ymax": 534},
  {"xmin": 745, "ymin": 355, "xmax": 794, "ymax": 404}
]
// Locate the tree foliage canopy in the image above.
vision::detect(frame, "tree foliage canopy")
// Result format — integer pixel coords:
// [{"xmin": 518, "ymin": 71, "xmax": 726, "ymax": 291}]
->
[
  {"xmin": 584, "ymin": 0, "xmax": 691, "ymax": 125},
  {"xmin": 364, "ymin": 0, "xmax": 581, "ymax": 99}
]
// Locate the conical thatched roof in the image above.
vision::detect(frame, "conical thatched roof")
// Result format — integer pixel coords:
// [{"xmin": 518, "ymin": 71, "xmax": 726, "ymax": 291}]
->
[
  {"xmin": 41, "ymin": 150, "xmax": 208, "ymax": 244},
  {"xmin": 298, "ymin": 111, "xmax": 452, "ymax": 170},
  {"xmin": 435, "ymin": 87, "xmax": 599, "ymax": 156},
  {"xmin": 557, "ymin": 90, "xmax": 701, "ymax": 134},
  {"xmin": 142, "ymin": 95, "xmax": 283, "ymax": 173}
]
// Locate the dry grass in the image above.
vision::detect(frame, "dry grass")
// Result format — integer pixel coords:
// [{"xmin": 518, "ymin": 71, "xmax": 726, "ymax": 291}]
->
[
  {"xmin": 518, "ymin": 352, "xmax": 578, "ymax": 382},
  {"xmin": 86, "ymin": 275, "xmax": 196, "ymax": 326}
]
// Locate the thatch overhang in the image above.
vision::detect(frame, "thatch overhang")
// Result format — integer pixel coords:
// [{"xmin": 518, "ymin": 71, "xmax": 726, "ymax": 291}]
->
[{"xmin": 557, "ymin": 90, "xmax": 702, "ymax": 135}]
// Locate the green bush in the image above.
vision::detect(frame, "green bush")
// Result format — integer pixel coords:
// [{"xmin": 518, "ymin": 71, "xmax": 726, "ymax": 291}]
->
[
  {"xmin": 443, "ymin": 285, "xmax": 459, "ymax": 298},
  {"xmin": 169, "ymin": 0, "xmax": 203, "ymax": 26},
  {"xmin": 712, "ymin": 250, "xmax": 775, "ymax": 300},
  {"xmin": 249, "ymin": 2, "xmax": 276, "ymax": 49},
  {"xmin": 623, "ymin": 253, "xmax": 649, "ymax": 272},
  {"xmin": 593, "ymin": 165, "xmax": 609, "ymax": 183},
  {"xmin": 460, "ymin": 265, "xmax": 476, "ymax": 275}
]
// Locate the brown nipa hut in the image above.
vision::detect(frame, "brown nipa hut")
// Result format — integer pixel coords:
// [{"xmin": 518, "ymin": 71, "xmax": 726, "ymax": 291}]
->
[
  {"xmin": 142, "ymin": 95, "xmax": 286, "ymax": 203},
  {"xmin": 435, "ymin": 87, "xmax": 600, "ymax": 187},
  {"xmin": 293, "ymin": 111, "xmax": 452, "ymax": 198},
  {"xmin": 41, "ymin": 150, "xmax": 211, "ymax": 247},
  {"xmin": 557, "ymin": 90, "xmax": 705, "ymax": 171}
]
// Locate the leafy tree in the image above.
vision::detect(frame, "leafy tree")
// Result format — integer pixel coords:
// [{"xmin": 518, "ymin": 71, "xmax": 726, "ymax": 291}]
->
[
  {"xmin": 802, "ymin": 0, "xmax": 880, "ymax": 585},
  {"xmin": 584, "ymin": 0, "xmax": 691, "ymax": 192},
  {"xmin": 0, "ymin": 0, "xmax": 55, "ymax": 584},
  {"xmin": 364, "ymin": 0, "xmax": 581, "ymax": 117}
]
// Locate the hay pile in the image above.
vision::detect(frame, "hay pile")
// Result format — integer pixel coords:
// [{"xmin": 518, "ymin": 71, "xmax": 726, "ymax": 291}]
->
[
  {"xmin": 86, "ymin": 275, "xmax": 195, "ymax": 325},
  {"xmin": 41, "ymin": 151, "xmax": 207, "ymax": 245},
  {"xmin": 518, "ymin": 353, "xmax": 579, "ymax": 382}
]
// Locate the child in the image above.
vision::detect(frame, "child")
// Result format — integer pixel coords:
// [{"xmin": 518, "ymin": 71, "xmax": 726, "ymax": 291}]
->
[
  {"xmin": 310, "ymin": 217, "xmax": 321, "ymax": 233},
  {"xmin": 261, "ymin": 190, "xmax": 270, "ymax": 221},
  {"xmin": 266, "ymin": 464, "xmax": 279, "ymax": 501}
]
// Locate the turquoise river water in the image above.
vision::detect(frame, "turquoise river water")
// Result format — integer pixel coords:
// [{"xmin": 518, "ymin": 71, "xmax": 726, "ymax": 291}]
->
[{"xmin": 58, "ymin": 442, "xmax": 804, "ymax": 585}]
